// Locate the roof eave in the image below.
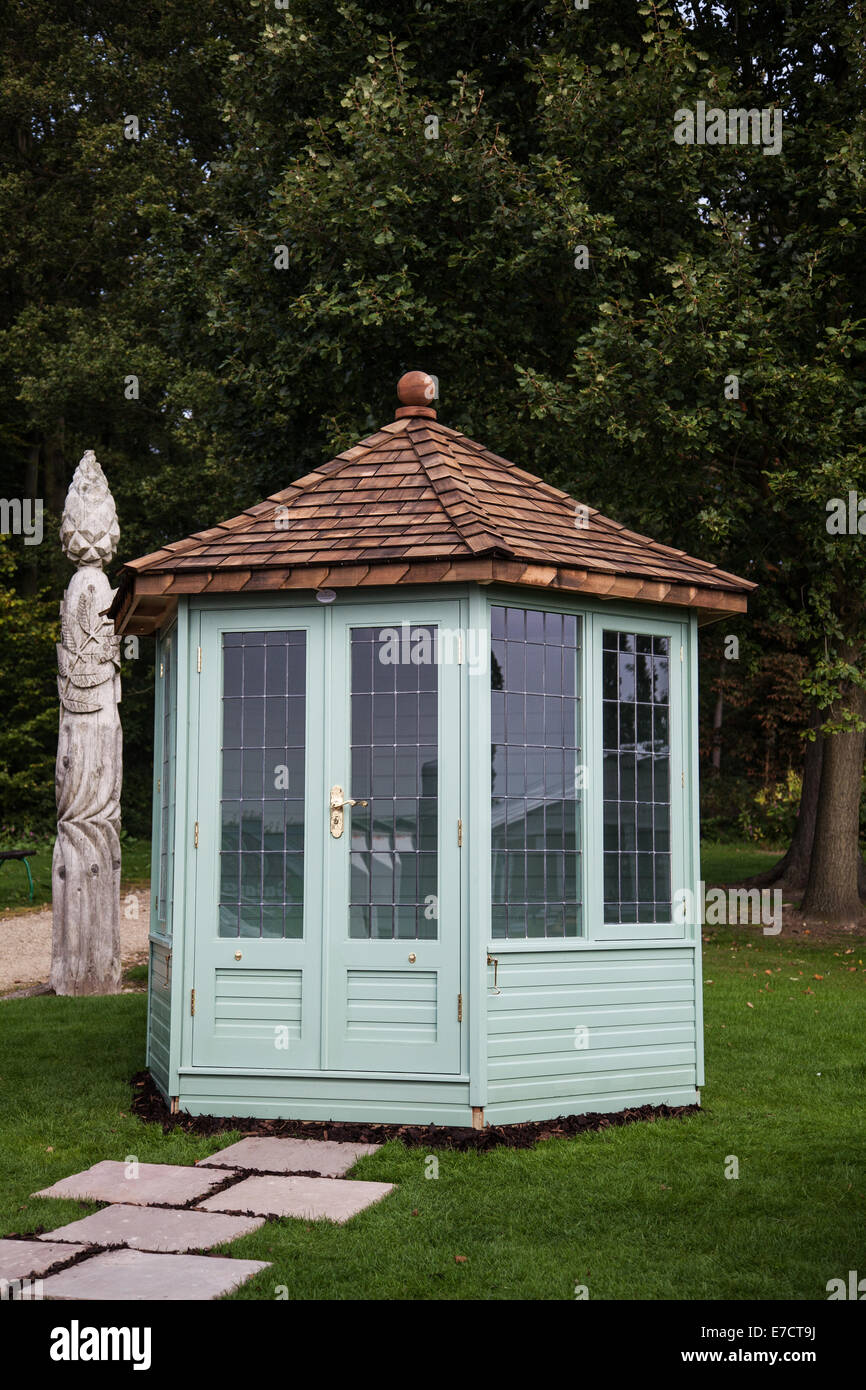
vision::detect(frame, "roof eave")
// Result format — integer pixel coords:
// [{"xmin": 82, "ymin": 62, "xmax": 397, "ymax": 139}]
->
[{"xmin": 110, "ymin": 558, "xmax": 751, "ymax": 636}]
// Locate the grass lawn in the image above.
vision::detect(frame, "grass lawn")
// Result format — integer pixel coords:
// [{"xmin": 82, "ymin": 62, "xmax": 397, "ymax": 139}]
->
[
  {"xmin": 700, "ymin": 841, "xmax": 784, "ymax": 886},
  {"xmin": 0, "ymin": 837, "xmax": 151, "ymax": 913},
  {"xmin": 1, "ymin": 928, "xmax": 863, "ymax": 1299}
]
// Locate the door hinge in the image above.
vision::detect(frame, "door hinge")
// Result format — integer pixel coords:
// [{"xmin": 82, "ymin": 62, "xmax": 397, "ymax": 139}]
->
[
  {"xmin": 680, "ymin": 645, "xmax": 684, "ymax": 663},
  {"xmin": 197, "ymin": 646, "xmax": 202, "ymax": 673},
  {"xmin": 157, "ymin": 778, "xmax": 160, "ymax": 794},
  {"xmin": 190, "ymin": 988, "xmax": 196, "ymax": 1016},
  {"xmin": 682, "ymin": 770, "xmax": 685, "ymax": 788},
  {"xmin": 457, "ymin": 632, "xmax": 464, "ymax": 665},
  {"xmin": 457, "ymin": 993, "xmax": 463, "ymax": 1022},
  {"xmin": 159, "ymin": 661, "xmax": 164, "ymax": 678},
  {"xmin": 194, "ymin": 821, "xmax": 199, "ymax": 848},
  {"xmin": 457, "ymin": 818, "xmax": 463, "ymax": 847}
]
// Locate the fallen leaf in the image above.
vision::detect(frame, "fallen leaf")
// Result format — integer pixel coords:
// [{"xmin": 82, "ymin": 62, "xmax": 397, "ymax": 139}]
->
[
  {"xmin": 455, "ymin": 1255, "xmax": 468, "ymax": 1264},
  {"xmin": 813, "ymin": 974, "xmax": 823, "ymax": 980},
  {"xmin": 746, "ymin": 1001, "xmax": 754, "ymax": 1008}
]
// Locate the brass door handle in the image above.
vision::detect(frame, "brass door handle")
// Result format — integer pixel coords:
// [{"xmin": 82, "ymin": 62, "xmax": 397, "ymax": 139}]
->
[{"xmin": 329, "ymin": 785, "xmax": 368, "ymax": 839}]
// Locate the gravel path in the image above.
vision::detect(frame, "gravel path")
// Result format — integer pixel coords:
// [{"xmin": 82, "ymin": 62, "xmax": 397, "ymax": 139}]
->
[{"xmin": 0, "ymin": 885, "xmax": 150, "ymax": 993}]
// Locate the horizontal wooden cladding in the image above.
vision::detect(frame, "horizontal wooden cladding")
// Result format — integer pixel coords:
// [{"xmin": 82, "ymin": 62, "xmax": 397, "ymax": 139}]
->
[
  {"xmin": 147, "ymin": 941, "xmax": 172, "ymax": 1095},
  {"xmin": 346, "ymin": 970, "xmax": 438, "ymax": 1045},
  {"xmin": 487, "ymin": 949, "xmax": 697, "ymax": 1103},
  {"xmin": 484, "ymin": 1081, "xmax": 700, "ymax": 1125},
  {"xmin": 175, "ymin": 1074, "xmax": 472, "ymax": 1125},
  {"xmin": 214, "ymin": 967, "xmax": 302, "ymax": 1043}
]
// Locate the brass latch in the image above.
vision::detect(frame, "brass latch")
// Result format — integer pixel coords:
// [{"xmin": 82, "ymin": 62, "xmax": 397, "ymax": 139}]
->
[
  {"xmin": 190, "ymin": 988, "xmax": 196, "ymax": 1016},
  {"xmin": 329, "ymin": 784, "xmax": 367, "ymax": 839},
  {"xmin": 487, "ymin": 954, "xmax": 501, "ymax": 995}
]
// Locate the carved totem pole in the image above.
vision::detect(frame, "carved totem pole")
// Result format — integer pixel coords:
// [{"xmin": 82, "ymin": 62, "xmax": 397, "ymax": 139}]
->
[{"xmin": 50, "ymin": 451, "xmax": 123, "ymax": 995}]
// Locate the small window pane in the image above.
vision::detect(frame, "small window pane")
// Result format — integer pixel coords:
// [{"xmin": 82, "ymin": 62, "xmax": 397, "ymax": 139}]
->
[
  {"xmin": 490, "ymin": 607, "xmax": 582, "ymax": 939},
  {"xmin": 602, "ymin": 629, "xmax": 673, "ymax": 923},
  {"xmin": 219, "ymin": 631, "xmax": 306, "ymax": 938}
]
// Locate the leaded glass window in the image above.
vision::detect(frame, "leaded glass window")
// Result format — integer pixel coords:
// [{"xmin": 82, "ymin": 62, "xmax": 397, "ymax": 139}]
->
[
  {"xmin": 602, "ymin": 631, "xmax": 671, "ymax": 923},
  {"xmin": 156, "ymin": 632, "xmax": 176, "ymax": 932},
  {"xmin": 219, "ymin": 630, "xmax": 306, "ymax": 938},
  {"xmin": 348, "ymin": 624, "xmax": 439, "ymax": 941},
  {"xmin": 490, "ymin": 606, "xmax": 582, "ymax": 939}
]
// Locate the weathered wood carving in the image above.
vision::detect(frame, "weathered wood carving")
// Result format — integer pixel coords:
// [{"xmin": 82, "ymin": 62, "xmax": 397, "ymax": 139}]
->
[{"xmin": 51, "ymin": 451, "xmax": 123, "ymax": 995}]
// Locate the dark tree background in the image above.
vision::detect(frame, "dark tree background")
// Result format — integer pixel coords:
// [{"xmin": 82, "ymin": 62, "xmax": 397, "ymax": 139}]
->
[{"xmin": 1, "ymin": 1, "xmax": 863, "ymax": 919}]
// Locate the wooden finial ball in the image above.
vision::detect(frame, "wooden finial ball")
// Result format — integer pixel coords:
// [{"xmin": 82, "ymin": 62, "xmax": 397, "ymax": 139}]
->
[{"xmin": 397, "ymin": 371, "xmax": 436, "ymax": 406}]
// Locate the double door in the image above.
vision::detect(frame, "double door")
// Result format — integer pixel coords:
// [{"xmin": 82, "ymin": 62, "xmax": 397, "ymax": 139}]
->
[{"xmin": 190, "ymin": 600, "xmax": 463, "ymax": 1076}]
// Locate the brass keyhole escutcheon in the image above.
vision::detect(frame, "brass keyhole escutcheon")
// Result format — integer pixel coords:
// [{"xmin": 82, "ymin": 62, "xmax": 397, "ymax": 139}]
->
[
  {"xmin": 234, "ymin": 951, "xmax": 242, "ymax": 961},
  {"xmin": 408, "ymin": 953, "xmax": 416, "ymax": 963}
]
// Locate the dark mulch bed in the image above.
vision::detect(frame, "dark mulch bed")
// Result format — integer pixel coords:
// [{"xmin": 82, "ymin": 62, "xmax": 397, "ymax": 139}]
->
[{"xmin": 130, "ymin": 1070, "xmax": 700, "ymax": 1151}]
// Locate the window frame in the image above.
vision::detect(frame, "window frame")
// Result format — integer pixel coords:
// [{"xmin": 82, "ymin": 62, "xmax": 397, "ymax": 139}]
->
[
  {"xmin": 587, "ymin": 610, "xmax": 689, "ymax": 941},
  {"xmin": 488, "ymin": 601, "xmax": 586, "ymax": 944}
]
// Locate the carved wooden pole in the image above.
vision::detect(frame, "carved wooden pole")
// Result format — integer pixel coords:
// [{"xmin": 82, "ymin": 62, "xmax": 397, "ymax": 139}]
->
[{"xmin": 50, "ymin": 451, "xmax": 123, "ymax": 995}]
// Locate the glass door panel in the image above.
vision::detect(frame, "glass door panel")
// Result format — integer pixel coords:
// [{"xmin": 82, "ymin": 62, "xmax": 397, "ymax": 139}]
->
[
  {"xmin": 192, "ymin": 612, "xmax": 325, "ymax": 1070},
  {"xmin": 325, "ymin": 608, "xmax": 462, "ymax": 1075}
]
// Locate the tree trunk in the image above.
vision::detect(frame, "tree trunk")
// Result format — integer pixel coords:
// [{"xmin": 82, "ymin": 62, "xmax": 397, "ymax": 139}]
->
[
  {"xmin": 801, "ymin": 673, "xmax": 866, "ymax": 924},
  {"xmin": 745, "ymin": 710, "xmax": 823, "ymax": 891}
]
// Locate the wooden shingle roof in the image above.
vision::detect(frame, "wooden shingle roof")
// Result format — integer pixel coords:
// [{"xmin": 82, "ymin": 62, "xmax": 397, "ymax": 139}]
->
[{"xmin": 111, "ymin": 373, "xmax": 754, "ymax": 634}]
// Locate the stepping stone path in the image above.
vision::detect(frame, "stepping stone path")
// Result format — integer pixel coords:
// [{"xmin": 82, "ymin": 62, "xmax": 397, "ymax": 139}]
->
[
  {"xmin": 197, "ymin": 1136, "xmax": 378, "ymax": 1177},
  {"xmin": 39, "ymin": 1204, "xmax": 264, "ymax": 1254},
  {"xmin": 33, "ymin": 1159, "xmax": 234, "ymax": 1207},
  {"xmin": 17, "ymin": 1137, "xmax": 392, "ymax": 1300},
  {"xmin": 0, "ymin": 1238, "xmax": 88, "ymax": 1282},
  {"xmin": 41, "ymin": 1248, "xmax": 271, "ymax": 1302},
  {"xmin": 200, "ymin": 1174, "xmax": 394, "ymax": 1224}
]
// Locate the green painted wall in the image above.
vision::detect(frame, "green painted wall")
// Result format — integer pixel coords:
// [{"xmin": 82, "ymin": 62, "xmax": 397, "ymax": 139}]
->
[
  {"xmin": 146, "ymin": 939, "xmax": 172, "ymax": 1097},
  {"xmin": 485, "ymin": 947, "xmax": 699, "ymax": 1124}
]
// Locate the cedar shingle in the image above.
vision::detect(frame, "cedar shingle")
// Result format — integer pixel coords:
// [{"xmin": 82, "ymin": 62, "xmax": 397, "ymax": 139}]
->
[{"xmin": 113, "ymin": 406, "xmax": 754, "ymax": 631}]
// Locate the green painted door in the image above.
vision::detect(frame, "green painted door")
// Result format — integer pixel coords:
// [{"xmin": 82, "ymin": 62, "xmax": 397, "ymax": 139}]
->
[
  {"xmin": 191, "ymin": 600, "xmax": 463, "ymax": 1076},
  {"xmin": 191, "ymin": 609, "xmax": 326, "ymax": 1070},
  {"xmin": 323, "ymin": 602, "xmax": 463, "ymax": 1074}
]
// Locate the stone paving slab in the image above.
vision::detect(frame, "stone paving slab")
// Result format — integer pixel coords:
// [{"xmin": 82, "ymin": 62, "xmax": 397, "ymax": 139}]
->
[
  {"xmin": 40, "ymin": 1247, "xmax": 271, "ymax": 1301},
  {"xmin": 197, "ymin": 1136, "xmax": 380, "ymax": 1177},
  {"xmin": 198, "ymin": 1173, "xmax": 394, "ymax": 1224},
  {"xmin": 39, "ymin": 1204, "xmax": 265, "ymax": 1253},
  {"xmin": 0, "ymin": 1238, "xmax": 88, "ymax": 1282},
  {"xmin": 32, "ymin": 1160, "xmax": 237, "ymax": 1207}
]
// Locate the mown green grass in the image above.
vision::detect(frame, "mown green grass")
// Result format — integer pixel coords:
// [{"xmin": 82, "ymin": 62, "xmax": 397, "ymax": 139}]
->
[
  {"xmin": 700, "ymin": 841, "xmax": 784, "ymax": 886},
  {"xmin": 0, "ymin": 837, "xmax": 151, "ymax": 913},
  {"xmin": 1, "ymin": 930, "xmax": 863, "ymax": 1300}
]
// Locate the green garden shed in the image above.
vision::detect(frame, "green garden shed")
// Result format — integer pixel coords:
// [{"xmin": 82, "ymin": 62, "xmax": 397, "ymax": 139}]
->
[{"xmin": 111, "ymin": 372, "xmax": 753, "ymax": 1127}]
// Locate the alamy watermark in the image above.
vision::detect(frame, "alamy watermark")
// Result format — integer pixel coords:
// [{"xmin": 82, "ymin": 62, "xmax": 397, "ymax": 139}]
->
[
  {"xmin": 675, "ymin": 882, "xmax": 782, "ymax": 934},
  {"xmin": 674, "ymin": 101, "xmax": 783, "ymax": 157},
  {"xmin": 377, "ymin": 623, "xmax": 487, "ymax": 675},
  {"xmin": 0, "ymin": 497, "xmax": 43, "ymax": 545}
]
